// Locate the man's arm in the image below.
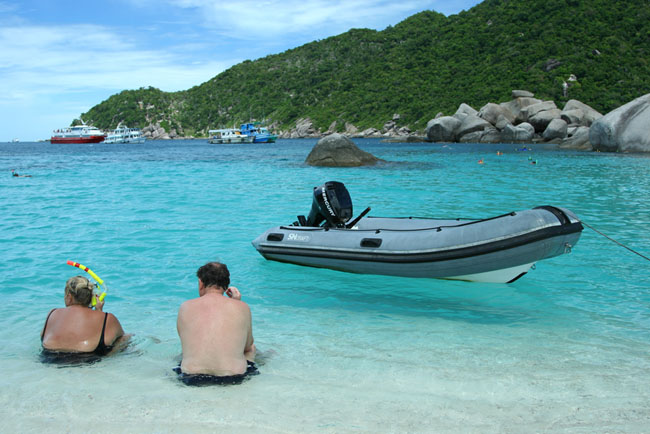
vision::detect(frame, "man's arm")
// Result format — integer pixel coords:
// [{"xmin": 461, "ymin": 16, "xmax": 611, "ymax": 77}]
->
[
  {"xmin": 176, "ymin": 302, "xmax": 186, "ymax": 337},
  {"xmin": 243, "ymin": 305, "xmax": 255, "ymax": 361}
]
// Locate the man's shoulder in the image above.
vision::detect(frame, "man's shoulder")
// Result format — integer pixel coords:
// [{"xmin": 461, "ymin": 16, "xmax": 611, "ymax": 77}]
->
[
  {"xmin": 178, "ymin": 296, "xmax": 202, "ymax": 312},
  {"xmin": 180, "ymin": 295, "xmax": 250, "ymax": 311}
]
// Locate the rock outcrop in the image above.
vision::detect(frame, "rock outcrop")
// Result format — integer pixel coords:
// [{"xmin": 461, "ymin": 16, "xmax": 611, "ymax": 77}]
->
[
  {"xmin": 457, "ymin": 114, "xmax": 492, "ymax": 139},
  {"xmin": 542, "ymin": 118, "xmax": 568, "ymax": 141},
  {"xmin": 279, "ymin": 113, "xmax": 415, "ymax": 140},
  {"xmin": 562, "ymin": 100, "xmax": 602, "ymax": 126},
  {"xmin": 305, "ymin": 134, "xmax": 384, "ymax": 167},
  {"xmin": 511, "ymin": 90, "xmax": 534, "ymax": 98},
  {"xmin": 589, "ymin": 93, "xmax": 650, "ymax": 153},
  {"xmin": 426, "ymin": 116, "xmax": 461, "ymax": 142},
  {"xmin": 142, "ymin": 123, "xmax": 171, "ymax": 140},
  {"xmin": 290, "ymin": 118, "xmax": 320, "ymax": 138},
  {"xmin": 478, "ymin": 103, "xmax": 515, "ymax": 126},
  {"xmin": 502, "ymin": 123, "xmax": 535, "ymax": 142},
  {"xmin": 560, "ymin": 126, "xmax": 592, "ymax": 150},
  {"xmin": 424, "ymin": 90, "xmax": 606, "ymax": 149}
]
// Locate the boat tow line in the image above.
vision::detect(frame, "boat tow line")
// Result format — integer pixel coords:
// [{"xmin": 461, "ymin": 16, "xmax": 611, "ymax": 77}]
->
[{"xmin": 581, "ymin": 221, "xmax": 650, "ymax": 262}]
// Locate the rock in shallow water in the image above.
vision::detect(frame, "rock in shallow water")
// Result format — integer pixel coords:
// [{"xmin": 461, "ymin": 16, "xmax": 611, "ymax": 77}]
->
[
  {"xmin": 305, "ymin": 133, "xmax": 384, "ymax": 167},
  {"xmin": 589, "ymin": 94, "xmax": 650, "ymax": 153}
]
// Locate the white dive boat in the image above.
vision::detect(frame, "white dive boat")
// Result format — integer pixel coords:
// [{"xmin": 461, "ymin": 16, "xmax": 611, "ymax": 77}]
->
[
  {"xmin": 104, "ymin": 124, "xmax": 145, "ymax": 144},
  {"xmin": 252, "ymin": 181, "xmax": 583, "ymax": 283},
  {"xmin": 208, "ymin": 129, "xmax": 254, "ymax": 144}
]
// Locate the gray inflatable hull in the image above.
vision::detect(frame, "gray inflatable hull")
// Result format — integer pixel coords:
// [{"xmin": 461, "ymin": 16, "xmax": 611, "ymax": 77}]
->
[{"xmin": 252, "ymin": 206, "xmax": 583, "ymax": 283}]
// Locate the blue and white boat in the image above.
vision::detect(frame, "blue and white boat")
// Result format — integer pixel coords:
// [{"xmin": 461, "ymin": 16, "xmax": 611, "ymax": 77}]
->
[{"xmin": 240, "ymin": 122, "xmax": 277, "ymax": 143}]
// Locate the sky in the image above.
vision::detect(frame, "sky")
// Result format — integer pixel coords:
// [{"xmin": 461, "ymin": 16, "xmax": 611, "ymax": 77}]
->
[{"xmin": 0, "ymin": 0, "xmax": 482, "ymax": 141}]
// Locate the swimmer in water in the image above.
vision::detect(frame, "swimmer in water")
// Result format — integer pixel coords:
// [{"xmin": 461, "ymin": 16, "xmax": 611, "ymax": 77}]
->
[
  {"xmin": 11, "ymin": 170, "xmax": 31, "ymax": 177},
  {"xmin": 40, "ymin": 276, "xmax": 126, "ymax": 364}
]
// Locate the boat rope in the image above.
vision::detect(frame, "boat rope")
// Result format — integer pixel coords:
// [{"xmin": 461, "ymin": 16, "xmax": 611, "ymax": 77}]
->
[{"xmin": 582, "ymin": 221, "xmax": 650, "ymax": 262}]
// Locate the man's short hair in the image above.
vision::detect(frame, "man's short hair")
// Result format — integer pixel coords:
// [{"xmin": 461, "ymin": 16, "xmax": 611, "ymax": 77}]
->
[{"xmin": 196, "ymin": 262, "xmax": 230, "ymax": 290}]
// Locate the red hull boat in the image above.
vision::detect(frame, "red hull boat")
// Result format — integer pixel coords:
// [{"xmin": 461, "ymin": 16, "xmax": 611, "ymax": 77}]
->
[{"xmin": 50, "ymin": 124, "xmax": 105, "ymax": 144}]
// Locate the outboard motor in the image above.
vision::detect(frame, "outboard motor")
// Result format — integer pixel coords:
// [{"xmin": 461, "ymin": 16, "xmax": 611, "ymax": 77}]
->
[{"xmin": 298, "ymin": 181, "xmax": 353, "ymax": 228}]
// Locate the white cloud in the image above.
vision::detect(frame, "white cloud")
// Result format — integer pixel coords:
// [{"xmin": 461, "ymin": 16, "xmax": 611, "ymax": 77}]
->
[
  {"xmin": 164, "ymin": 0, "xmax": 437, "ymax": 38},
  {"xmin": 0, "ymin": 24, "xmax": 235, "ymax": 102},
  {"xmin": 0, "ymin": 22, "xmax": 236, "ymax": 140}
]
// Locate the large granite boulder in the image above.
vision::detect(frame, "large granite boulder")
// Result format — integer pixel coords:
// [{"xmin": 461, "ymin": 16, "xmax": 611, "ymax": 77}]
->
[
  {"xmin": 494, "ymin": 114, "xmax": 512, "ymax": 130},
  {"xmin": 305, "ymin": 133, "xmax": 384, "ymax": 167},
  {"xmin": 360, "ymin": 127, "xmax": 381, "ymax": 137},
  {"xmin": 426, "ymin": 116, "xmax": 461, "ymax": 142},
  {"xmin": 529, "ymin": 108, "xmax": 562, "ymax": 132},
  {"xmin": 290, "ymin": 118, "xmax": 319, "ymax": 138},
  {"xmin": 455, "ymin": 103, "xmax": 478, "ymax": 117},
  {"xmin": 478, "ymin": 103, "xmax": 515, "ymax": 126},
  {"xmin": 523, "ymin": 101, "xmax": 558, "ymax": 119},
  {"xmin": 501, "ymin": 97, "xmax": 542, "ymax": 123},
  {"xmin": 458, "ymin": 131, "xmax": 483, "ymax": 143},
  {"xmin": 457, "ymin": 114, "xmax": 493, "ymax": 138},
  {"xmin": 560, "ymin": 109, "xmax": 584, "ymax": 125},
  {"xmin": 560, "ymin": 126, "xmax": 592, "ymax": 150},
  {"xmin": 562, "ymin": 100, "xmax": 602, "ymax": 126},
  {"xmin": 479, "ymin": 127, "xmax": 504, "ymax": 143},
  {"xmin": 589, "ymin": 94, "xmax": 650, "ymax": 152},
  {"xmin": 542, "ymin": 118, "xmax": 568, "ymax": 141},
  {"xmin": 344, "ymin": 122, "xmax": 359, "ymax": 135},
  {"xmin": 502, "ymin": 123, "xmax": 535, "ymax": 142},
  {"xmin": 512, "ymin": 90, "xmax": 535, "ymax": 98}
]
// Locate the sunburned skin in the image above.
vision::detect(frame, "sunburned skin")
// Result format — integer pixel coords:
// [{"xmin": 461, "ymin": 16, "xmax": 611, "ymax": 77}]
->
[{"xmin": 177, "ymin": 281, "xmax": 255, "ymax": 377}]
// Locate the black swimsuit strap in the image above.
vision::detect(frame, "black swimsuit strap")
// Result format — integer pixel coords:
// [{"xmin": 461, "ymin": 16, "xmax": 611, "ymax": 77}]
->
[
  {"xmin": 41, "ymin": 308, "xmax": 57, "ymax": 342},
  {"xmin": 96, "ymin": 312, "xmax": 109, "ymax": 351}
]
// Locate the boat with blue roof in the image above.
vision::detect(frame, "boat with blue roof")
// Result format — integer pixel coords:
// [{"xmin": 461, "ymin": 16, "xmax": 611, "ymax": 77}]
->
[{"xmin": 240, "ymin": 122, "xmax": 277, "ymax": 143}]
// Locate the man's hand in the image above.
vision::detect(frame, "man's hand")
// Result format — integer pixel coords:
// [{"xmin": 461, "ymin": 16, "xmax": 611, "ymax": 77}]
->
[{"xmin": 225, "ymin": 286, "xmax": 241, "ymax": 300}]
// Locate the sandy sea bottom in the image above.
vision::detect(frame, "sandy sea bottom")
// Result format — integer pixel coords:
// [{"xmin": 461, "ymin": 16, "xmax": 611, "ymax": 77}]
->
[{"xmin": 1, "ymin": 139, "xmax": 649, "ymax": 432}]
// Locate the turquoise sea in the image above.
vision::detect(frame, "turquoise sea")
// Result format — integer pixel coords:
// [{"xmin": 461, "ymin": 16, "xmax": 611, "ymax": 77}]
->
[{"xmin": 1, "ymin": 138, "xmax": 649, "ymax": 432}]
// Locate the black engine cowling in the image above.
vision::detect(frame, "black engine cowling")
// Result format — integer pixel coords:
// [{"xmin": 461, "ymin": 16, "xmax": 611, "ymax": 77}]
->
[{"xmin": 298, "ymin": 181, "xmax": 353, "ymax": 228}]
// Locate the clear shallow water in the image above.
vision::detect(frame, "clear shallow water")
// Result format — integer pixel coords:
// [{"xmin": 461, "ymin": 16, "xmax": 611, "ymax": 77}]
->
[{"xmin": 1, "ymin": 139, "xmax": 649, "ymax": 432}]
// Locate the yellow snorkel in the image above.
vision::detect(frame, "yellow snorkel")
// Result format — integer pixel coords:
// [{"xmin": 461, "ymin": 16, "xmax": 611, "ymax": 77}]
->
[{"xmin": 66, "ymin": 260, "xmax": 107, "ymax": 307}]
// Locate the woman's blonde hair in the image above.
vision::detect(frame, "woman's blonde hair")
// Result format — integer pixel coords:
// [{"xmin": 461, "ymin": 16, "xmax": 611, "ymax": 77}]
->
[{"xmin": 65, "ymin": 276, "xmax": 94, "ymax": 306}]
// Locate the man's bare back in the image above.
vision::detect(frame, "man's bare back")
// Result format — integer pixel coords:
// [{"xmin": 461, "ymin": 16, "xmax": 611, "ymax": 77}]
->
[{"xmin": 176, "ymin": 262, "xmax": 255, "ymax": 377}]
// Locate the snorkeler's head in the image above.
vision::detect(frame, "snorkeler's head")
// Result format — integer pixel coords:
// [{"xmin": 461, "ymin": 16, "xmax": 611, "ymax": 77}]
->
[
  {"xmin": 65, "ymin": 275, "xmax": 94, "ymax": 306},
  {"xmin": 196, "ymin": 262, "xmax": 230, "ymax": 290}
]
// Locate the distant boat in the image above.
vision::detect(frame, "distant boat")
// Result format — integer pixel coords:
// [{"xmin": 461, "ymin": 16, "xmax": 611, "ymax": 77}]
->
[
  {"xmin": 11, "ymin": 138, "xmax": 19, "ymax": 143},
  {"xmin": 240, "ymin": 122, "xmax": 277, "ymax": 143},
  {"xmin": 50, "ymin": 122, "xmax": 105, "ymax": 144},
  {"xmin": 104, "ymin": 124, "xmax": 146, "ymax": 144},
  {"xmin": 208, "ymin": 128, "xmax": 254, "ymax": 144}
]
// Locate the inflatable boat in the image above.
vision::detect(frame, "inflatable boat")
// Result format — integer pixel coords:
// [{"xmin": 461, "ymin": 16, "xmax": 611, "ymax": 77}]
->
[{"xmin": 252, "ymin": 181, "xmax": 583, "ymax": 283}]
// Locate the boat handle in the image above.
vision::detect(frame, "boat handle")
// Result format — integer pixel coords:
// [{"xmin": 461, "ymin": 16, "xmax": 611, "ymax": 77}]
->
[
  {"xmin": 361, "ymin": 238, "xmax": 382, "ymax": 248},
  {"xmin": 267, "ymin": 233, "xmax": 284, "ymax": 242}
]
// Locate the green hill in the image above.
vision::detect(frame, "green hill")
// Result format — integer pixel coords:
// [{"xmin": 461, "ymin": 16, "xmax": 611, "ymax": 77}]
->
[{"xmin": 80, "ymin": 0, "xmax": 650, "ymax": 136}]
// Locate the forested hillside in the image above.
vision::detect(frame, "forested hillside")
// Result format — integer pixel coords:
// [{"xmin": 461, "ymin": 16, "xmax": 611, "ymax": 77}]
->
[{"xmin": 80, "ymin": 0, "xmax": 650, "ymax": 136}]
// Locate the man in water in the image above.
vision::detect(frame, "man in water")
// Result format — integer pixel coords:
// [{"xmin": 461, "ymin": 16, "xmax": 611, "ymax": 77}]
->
[
  {"xmin": 175, "ymin": 261, "xmax": 257, "ymax": 385},
  {"xmin": 11, "ymin": 169, "xmax": 31, "ymax": 177}
]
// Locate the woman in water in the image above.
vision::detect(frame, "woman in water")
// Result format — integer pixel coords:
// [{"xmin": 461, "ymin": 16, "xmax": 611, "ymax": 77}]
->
[{"xmin": 41, "ymin": 276, "xmax": 126, "ymax": 363}]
